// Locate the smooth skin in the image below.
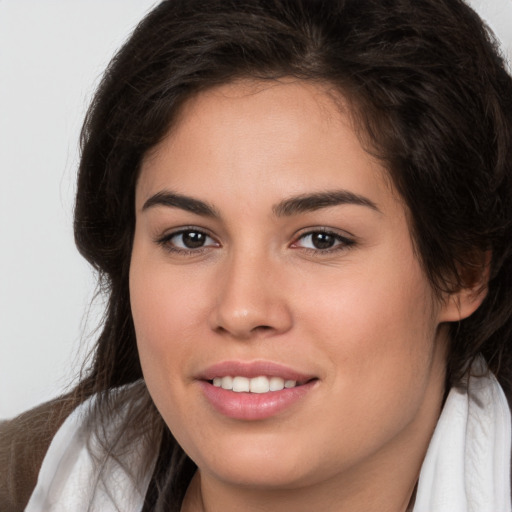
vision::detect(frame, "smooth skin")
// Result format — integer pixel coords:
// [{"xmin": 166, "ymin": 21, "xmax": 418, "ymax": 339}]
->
[{"xmin": 129, "ymin": 80, "xmax": 487, "ymax": 512}]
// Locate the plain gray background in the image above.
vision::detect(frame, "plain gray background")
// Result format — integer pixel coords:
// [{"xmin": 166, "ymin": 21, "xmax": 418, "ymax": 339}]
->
[{"xmin": 1, "ymin": 0, "xmax": 511, "ymax": 419}]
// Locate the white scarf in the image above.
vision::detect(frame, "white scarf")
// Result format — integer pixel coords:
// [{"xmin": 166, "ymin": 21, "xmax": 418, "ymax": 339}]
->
[
  {"xmin": 413, "ymin": 365, "xmax": 511, "ymax": 512},
  {"xmin": 26, "ymin": 366, "xmax": 511, "ymax": 512},
  {"xmin": 24, "ymin": 390, "xmax": 155, "ymax": 512}
]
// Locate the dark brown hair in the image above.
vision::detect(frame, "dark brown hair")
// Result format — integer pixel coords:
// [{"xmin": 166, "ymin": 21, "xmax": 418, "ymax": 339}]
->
[{"xmin": 72, "ymin": 0, "xmax": 512, "ymax": 508}]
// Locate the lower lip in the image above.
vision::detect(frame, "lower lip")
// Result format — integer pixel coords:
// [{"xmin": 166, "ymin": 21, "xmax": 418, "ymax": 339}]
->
[{"xmin": 199, "ymin": 380, "xmax": 317, "ymax": 420}]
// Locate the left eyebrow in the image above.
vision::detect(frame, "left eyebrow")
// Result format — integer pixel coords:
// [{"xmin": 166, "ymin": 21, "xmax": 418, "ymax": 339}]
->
[
  {"xmin": 273, "ymin": 190, "xmax": 381, "ymax": 217},
  {"xmin": 141, "ymin": 190, "xmax": 220, "ymax": 217}
]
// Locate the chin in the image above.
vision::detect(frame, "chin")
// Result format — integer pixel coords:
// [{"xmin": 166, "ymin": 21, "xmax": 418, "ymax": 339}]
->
[{"xmin": 185, "ymin": 432, "xmax": 320, "ymax": 489}]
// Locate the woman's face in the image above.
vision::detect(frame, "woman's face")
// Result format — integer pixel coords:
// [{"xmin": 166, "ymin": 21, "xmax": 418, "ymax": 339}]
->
[{"xmin": 130, "ymin": 80, "xmax": 455, "ymax": 495}]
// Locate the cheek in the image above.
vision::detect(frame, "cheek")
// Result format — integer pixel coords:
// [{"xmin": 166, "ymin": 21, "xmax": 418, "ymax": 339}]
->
[
  {"xmin": 130, "ymin": 233, "xmax": 211, "ymax": 347},
  {"xmin": 129, "ymin": 256, "xmax": 223, "ymax": 462},
  {"xmin": 129, "ymin": 264, "xmax": 207, "ymax": 447},
  {"xmin": 296, "ymin": 253, "xmax": 440, "ymax": 402},
  {"xmin": 129, "ymin": 244, "xmax": 207, "ymax": 399},
  {"xmin": 301, "ymin": 259, "xmax": 434, "ymax": 345}
]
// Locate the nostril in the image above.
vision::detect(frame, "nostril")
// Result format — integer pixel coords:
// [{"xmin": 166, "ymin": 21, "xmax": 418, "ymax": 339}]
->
[{"xmin": 252, "ymin": 325, "xmax": 273, "ymax": 331}]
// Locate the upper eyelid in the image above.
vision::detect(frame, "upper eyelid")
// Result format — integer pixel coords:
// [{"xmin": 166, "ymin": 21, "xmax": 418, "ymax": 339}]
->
[
  {"xmin": 172, "ymin": 229, "xmax": 217, "ymax": 241},
  {"xmin": 156, "ymin": 226, "xmax": 216, "ymax": 241},
  {"xmin": 292, "ymin": 226, "xmax": 356, "ymax": 241},
  {"xmin": 155, "ymin": 227, "xmax": 218, "ymax": 249},
  {"xmin": 290, "ymin": 228, "xmax": 356, "ymax": 251}
]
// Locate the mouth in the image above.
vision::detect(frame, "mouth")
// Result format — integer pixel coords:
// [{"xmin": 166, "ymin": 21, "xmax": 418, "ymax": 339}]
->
[
  {"xmin": 197, "ymin": 361, "xmax": 318, "ymax": 420},
  {"xmin": 209, "ymin": 375, "xmax": 316, "ymax": 393}
]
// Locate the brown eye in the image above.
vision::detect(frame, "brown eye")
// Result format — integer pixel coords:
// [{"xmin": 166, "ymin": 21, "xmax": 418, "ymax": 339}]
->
[
  {"xmin": 310, "ymin": 232, "xmax": 336, "ymax": 249},
  {"xmin": 293, "ymin": 230, "xmax": 354, "ymax": 252},
  {"xmin": 180, "ymin": 231, "xmax": 208, "ymax": 248},
  {"xmin": 160, "ymin": 229, "xmax": 218, "ymax": 252}
]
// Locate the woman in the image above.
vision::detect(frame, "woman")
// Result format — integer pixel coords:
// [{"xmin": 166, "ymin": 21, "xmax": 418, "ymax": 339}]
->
[{"xmin": 2, "ymin": 0, "xmax": 512, "ymax": 510}]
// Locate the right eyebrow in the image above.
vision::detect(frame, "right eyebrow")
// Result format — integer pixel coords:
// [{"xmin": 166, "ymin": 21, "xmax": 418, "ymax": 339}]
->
[
  {"xmin": 273, "ymin": 190, "xmax": 381, "ymax": 217},
  {"xmin": 141, "ymin": 190, "xmax": 220, "ymax": 218}
]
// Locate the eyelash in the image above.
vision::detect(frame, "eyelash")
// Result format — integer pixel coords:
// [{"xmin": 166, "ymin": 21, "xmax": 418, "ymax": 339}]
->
[
  {"xmin": 291, "ymin": 229, "xmax": 355, "ymax": 255},
  {"xmin": 156, "ymin": 228, "xmax": 218, "ymax": 255},
  {"xmin": 155, "ymin": 228, "xmax": 355, "ymax": 256}
]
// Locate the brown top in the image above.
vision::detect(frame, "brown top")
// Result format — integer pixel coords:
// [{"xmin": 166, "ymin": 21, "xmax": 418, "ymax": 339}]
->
[{"xmin": 0, "ymin": 396, "xmax": 76, "ymax": 512}]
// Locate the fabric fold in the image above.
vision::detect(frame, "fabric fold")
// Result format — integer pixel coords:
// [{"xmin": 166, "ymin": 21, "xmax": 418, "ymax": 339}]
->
[
  {"xmin": 25, "ymin": 387, "xmax": 156, "ymax": 512},
  {"xmin": 414, "ymin": 362, "xmax": 511, "ymax": 512}
]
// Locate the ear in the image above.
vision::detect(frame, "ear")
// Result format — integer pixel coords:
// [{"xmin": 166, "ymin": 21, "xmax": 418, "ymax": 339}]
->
[{"xmin": 439, "ymin": 251, "xmax": 491, "ymax": 322}]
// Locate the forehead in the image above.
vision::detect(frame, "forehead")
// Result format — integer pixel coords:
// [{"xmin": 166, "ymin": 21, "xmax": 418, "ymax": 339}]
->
[
  {"xmin": 142, "ymin": 79, "xmax": 348, "ymax": 164},
  {"xmin": 137, "ymin": 79, "xmax": 398, "ymax": 214}
]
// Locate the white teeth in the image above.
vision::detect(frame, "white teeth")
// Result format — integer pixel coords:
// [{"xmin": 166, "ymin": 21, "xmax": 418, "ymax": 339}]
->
[
  {"xmin": 232, "ymin": 376, "xmax": 250, "ymax": 392},
  {"xmin": 220, "ymin": 376, "xmax": 233, "ymax": 390},
  {"xmin": 269, "ymin": 376, "xmax": 285, "ymax": 391},
  {"xmin": 212, "ymin": 375, "xmax": 298, "ymax": 393},
  {"xmin": 250, "ymin": 376, "xmax": 270, "ymax": 393}
]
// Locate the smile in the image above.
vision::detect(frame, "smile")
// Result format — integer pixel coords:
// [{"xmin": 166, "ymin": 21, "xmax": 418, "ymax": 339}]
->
[
  {"xmin": 198, "ymin": 361, "xmax": 318, "ymax": 420},
  {"xmin": 212, "ymin": 376, "xmax": 299, "ymax": 393}
]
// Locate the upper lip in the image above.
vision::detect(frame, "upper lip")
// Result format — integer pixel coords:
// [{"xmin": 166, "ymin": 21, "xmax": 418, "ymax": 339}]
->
[{"xmin": 197, "ymin": 360, "xmax": 317, "ymax": 384}]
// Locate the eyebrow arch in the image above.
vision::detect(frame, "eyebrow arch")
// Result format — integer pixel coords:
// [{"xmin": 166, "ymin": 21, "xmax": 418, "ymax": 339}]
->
[
  {"xmin": 142, "ymin": 190, "xmax": 220, "ymax": 217},
  {"xmin": 273, "ymin": 190, "xmax": 380, "ymax": 217}
]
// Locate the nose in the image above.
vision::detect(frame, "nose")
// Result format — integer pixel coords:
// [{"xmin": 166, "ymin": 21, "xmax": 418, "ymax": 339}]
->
[{"xmin": 209, "ymin": 250, "xmax": 293, "ymax": 340}]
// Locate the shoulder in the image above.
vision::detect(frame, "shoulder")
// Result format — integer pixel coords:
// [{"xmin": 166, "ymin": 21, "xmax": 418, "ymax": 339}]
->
[{"xmin": 0, "ymin": 396, "xmax": 77, "ymax": 512}]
